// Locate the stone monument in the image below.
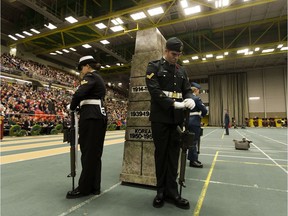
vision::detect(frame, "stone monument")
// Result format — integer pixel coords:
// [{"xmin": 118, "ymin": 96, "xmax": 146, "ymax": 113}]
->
[{"xmin": 120, "ymin": 28, "xmax": 166, "ymax": 186}]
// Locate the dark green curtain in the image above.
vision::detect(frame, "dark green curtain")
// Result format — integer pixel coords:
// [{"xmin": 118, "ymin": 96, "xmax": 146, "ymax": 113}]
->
[{"xmin": 209, "ymin": 73, "xmax": 249, "ymax": 126}]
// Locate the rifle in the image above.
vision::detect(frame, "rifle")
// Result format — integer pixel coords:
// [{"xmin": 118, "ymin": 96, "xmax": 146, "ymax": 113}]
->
[
  {"xmin": 177, "ymin": 109, "xmax": 195, "ymax": 197},
  {"xmin": 63, "ymin": 111, "xmax": 79, "ymax": 191},
  {"xmin": 197, "ymin": 128, "xmax": 203, "ymax": 154}
]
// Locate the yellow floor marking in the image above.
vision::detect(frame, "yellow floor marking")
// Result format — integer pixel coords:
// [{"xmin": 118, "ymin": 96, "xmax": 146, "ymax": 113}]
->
[
  {"xmin": 1, "ymin": 141, "xmax": 64, "ymax": 152},
  {"xmin": 221, "ymin": 131, "xmax": 224, "ymax": 139},
  {"xmin": 1, "ymin": 133, "xmax": 124, "ymax": 145},
  {"xmin": 193, "ymin": 151, "xmax": 219, "ymax": 216},
  {"xmin": 0, "ymin": 138, "xmax": 124, "ymax": 165},
  {"xmin": 216, "ymin": 159, "xmax": 288, "ymax": 167}
]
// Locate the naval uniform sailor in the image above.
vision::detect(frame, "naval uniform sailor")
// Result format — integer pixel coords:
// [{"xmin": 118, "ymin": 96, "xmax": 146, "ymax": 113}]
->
[{"xmin": 66, "ymin": 55, "xmax": 107, "ymax": 199}]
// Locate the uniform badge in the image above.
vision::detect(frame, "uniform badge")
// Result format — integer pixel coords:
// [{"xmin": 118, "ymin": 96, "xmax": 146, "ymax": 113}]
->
[
  {"xmin": 81, "ymin": 80, "xmax": 88, "ymax": 85},
  {"xmin": 147, "ymin": 73, "xmax": 154, "ymax": 79}
]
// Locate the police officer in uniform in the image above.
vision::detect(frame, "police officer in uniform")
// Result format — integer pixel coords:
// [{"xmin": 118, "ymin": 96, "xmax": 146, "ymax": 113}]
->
[
  {"xmin": 187, "ymin": 82, "xmax": 208, "ymax": 168},
  {"xmin": 66, "ymin": 56, "xmax": 107, "ymax": 199},
  {"xmin": 146, "ymin": 37, "xmax": 195, "ymax": 209}
]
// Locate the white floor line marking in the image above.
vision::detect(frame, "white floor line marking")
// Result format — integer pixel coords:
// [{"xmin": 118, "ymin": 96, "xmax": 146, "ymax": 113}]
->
[
  {"xmin": 200, "ymin": 153, "xmax": 288, "ymax": 162},
  {"xmin": 236, "ymin": 130, "xmax": 288, "ymax": 174},
  {"xmin": 58, "ymin": 182, "xmax": 121, "ymax": 216},
  {"xmin": 186, "ymin": 178, "xmax": 288, "ymax": 193},
  {"xmin": 245, "ymin": 130, "xmax": 288, "ymax": 146},
  {"xmin": 201, "ymin": 129, "xmax": 219, "ymax": 139}
]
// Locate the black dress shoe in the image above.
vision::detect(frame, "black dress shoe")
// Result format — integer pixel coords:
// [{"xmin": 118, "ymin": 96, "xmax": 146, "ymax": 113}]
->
[
  {"xmin": 189, "ymin": 161, "xmax": 203, "ymax": 168},
  {"xmin": 66, "ymin": 187, "xmax": 89, "ymax": 199},
  {"xmin": 196, "ymin": 160, "xmax": 202, "ymax": 165},
  {"xmin": 165, "ymin": 196, "xmax": 190, "ymax": 209},
  {"xmin": 91, "ymin": 190, "xmax": 101, "ymax": 195},
  {"xmin": 153, "ymin": 194, "xmax": 164, "ymax": 208}
]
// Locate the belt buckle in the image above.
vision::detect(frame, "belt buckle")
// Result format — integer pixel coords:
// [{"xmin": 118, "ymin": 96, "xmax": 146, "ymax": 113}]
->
[{"xmin": 172, "ymin": 92, "xmax": 177, "ymax": 98}]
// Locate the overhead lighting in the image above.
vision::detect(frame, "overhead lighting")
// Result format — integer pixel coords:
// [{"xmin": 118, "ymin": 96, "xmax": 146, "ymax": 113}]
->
[
  {"xmin": 65, "ymin": 16, "xmax": 78, "ymax": 23},
  {"xmin": 147, "ymin": 7, "xmax": 164, "ymax": 16},
  {"xmin": 224, "ymin": 52, "xmax": 229, "ymax": 55},
  {"xmin": 192, "ymin": 56, "xmax": 199, "ymax": 60},
  {"xmin": 55, "ymin": 50, "xmax": 63, "ymax": 54},
  {"xmin": 100, "ymin": 40, "xmax": 110, "ymax": 44},
  {"xmin": 62, "ymin": 49, "xmax": 70, "ymax": 53},
  {"xmin": 95, "ymin": 23, "xmax": 107, "ymax": 29},
  {"xmin": 8, "ymin": 35, "xmax": 18, "ymax": 41},
  {"xmin": 106, "ymin": 65, "xmax": 111, "ymax": 68},
  {"xmin": 130, "ymin": 12, "xmax": 147, "ymax": 20},
  {"xmin": 202, "ymin": 58, "xmax": 207, "ymax": 61},
  {"xmin": 116, "ymin": 63, "xmax": 121, "ymax": 66},
  {"xmin": 69, "ymin": 47, "xmax": 77, "ymax": 51},
  {"xmin": 44, "ymin": 23, "xmax": 57, "ymax": 30},
  {"xmin": 111, "ymin": 18, "xmax": 124, "ymax": 25},
  {"xmin": 254, "ymin": 47, "xmax": 260, "ymax": 51},
  {"xmin": 23, "ymin": 31, "xmax": 32, "ymax": 36},
  {"xmin": 31, "ymin": 28, "xmax": 40, "ymax": 34},
  {"xmin": 215, "ymin": 0, "xmax": 230, "ymax": 8},
  {"xmin": 206, "ymin": 54, "xmax": 213, "ymax": 58},
  {"xmin": 50, "ymin": 52, "xmax": 57, "ymax": 55},
  {"xmin": 184, "ymin": 5, "xmax": 201, "ymax": 15},
  {"xmin": 180, "ymin": 0, "xmax": 188, "ymax": 8},
  {"xmin": 110, "ymin": 26, "xmax": 124, "ymax": 32},
  {"xmin": 82, "ymin": 44, "xmax": 92, "ymax": 48},
  {"xmin": 277, "ymin": 44, "xmax": 283, "ymax": 48},
  {"xmin": 262, "ymin": 48, "xmax": 274, "ymax": 53},
  {"xmin": 183, "ymin": 60, "xmax": 189, "ymax": 63},
  {"xmin": 249, "ymin": 97, "xmax": 260, "ymax": 100},
  {"xmin": 15, "ymin": 33, "xmax": 25, "ymax": 38},
  {"xmin": 280, "ymin": 47, "xmax": 288, "ymax": 51},
  {"xmin": 237, "ymin": 48, "xmax": 249, "ymax": 54},
  {"xmin": 244, "ymin": 51, "xmax": 254, "ymax": 55},
  {"xmin": 216, "ymin": 55, "xmax": 224, "ymax": 59}
]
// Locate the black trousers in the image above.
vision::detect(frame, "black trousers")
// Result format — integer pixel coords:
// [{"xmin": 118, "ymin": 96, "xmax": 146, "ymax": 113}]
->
[
  {"xmin": 78, "ymin": 118, "xmax": 107, "ymax": 194},
  {"xmin": 151, "ymin": 122, "xmax": 181, "ymax": 198}
]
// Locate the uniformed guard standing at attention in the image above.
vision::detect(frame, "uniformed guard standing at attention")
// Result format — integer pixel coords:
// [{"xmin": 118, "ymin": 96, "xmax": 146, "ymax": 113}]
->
[
  {"xmin": 187, "ymin": 82, "xmax": 208, "ymax": 168},
  {"xmin": 146, "ymin": 37, "xmax": 195, "ymax": 209},
  {"xmin": 66, "ymin": 55, "xmax": 108, "ymax": 199}
]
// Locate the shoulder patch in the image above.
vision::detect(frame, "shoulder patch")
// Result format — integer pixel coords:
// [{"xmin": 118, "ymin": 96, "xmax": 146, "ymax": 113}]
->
[
  {"xmin": 147, "ymin": 73, "xmax": 154, "ymax": 79},
  {"xmin": 81, "ymin": 80, "xmax": 88, "ymax": 85}
]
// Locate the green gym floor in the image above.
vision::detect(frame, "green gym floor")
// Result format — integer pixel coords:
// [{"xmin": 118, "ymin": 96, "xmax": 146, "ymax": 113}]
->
[{"xmin": 1, "ymin": 127, "xmax": 287, "ymax": 216}]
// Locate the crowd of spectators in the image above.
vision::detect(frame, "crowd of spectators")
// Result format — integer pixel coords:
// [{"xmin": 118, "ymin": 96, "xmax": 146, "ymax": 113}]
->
[{"xmin": 0, "ymin": 53, "xmax": 128, "ymax": 136}]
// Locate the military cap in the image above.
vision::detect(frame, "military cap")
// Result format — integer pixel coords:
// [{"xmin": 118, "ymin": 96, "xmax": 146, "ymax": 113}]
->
[
  {"xmin": 166, "ymin": 37, "xmax": 183, "ymax": 52},
  {"xmin": 78, "ymin": 55, "xmax": 97, "ymax": 71},
  {"xmin": 191, "ymin": 82, "xmax": 201, "ymax": 89}
]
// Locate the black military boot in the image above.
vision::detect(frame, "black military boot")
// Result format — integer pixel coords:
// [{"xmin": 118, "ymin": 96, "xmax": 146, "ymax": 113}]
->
[{"xmin": 153, "ymin": 193, "xmax": 165, "ymax": 208}]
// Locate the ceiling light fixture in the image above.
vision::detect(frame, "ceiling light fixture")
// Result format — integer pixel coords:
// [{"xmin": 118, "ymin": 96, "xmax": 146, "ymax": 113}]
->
[
  {"xmin": 110, "ymin": 26, "xmax": 124, "ymax": 32},
  {"xmin": 62, "ymin": 49, "xmax": 70, "ymax": 53},
  {"xmin": 15, "ymin": 33, "xmax": 25, "ymax": 38},
  {"xmin": 8, "ymin": 35, "xmax": 18, "ymax": 40},
  {"xmin": 44, "ymin": 23, "xmax": 57, "ymax": 30},
  {"xmin": 130, "ymin": 12, "xmax": 147, "ymax": 20},
  {"xmin": 23, "ymin": 31, "xmax": 32, "ymax": 36},
  {"xmin": 95, "ymin": 23, "xmax": 107, "ymax": 29},
  {"xmin": 180, "ymin": 0, "xmax": 188, "ymax": 8},
  {"xmin": 65, "ymin": 16, "xmax": 78, "ymax": 23},
  {"xmin": 184, "ymin": 5, "xmax": 201, "ymax": 15},
  {"xmin": 55, "ymin": 50, "xmax": 63, "ymax": 54},
  {"xmin": 111, "ymin": 18, "xmax": 124, "ymax": 25},
  {"xmin": 100, "ymin": 40, "xmax": 110, "ymax": 44},
  {"xmin": 192, "ymin": 56, "xmax": 199, "ymax": 60},
  {"xmin": 262, "ymin": 48, "xmax": 275, "ymax": 53},
  {"xmin": 30, "ymin": 29, "xmax": 40, "ymax": 34},
  {"xmin": 280, "ymin": 47, "xmax": 288, "ymax": 51},
  {"xmin": 147, "ymin": 7, "xmax": 164, "ymax": 16},
  {"xmin": 69, "ymin": 47, "xmax": 76, "ymax": 51},
  {"xmin": 183, "ymin": 60, "xmax": 190, "ymax": 63},
  {"xmin": 82, "ymin": 44, "xmax": 92, "ymax": 48}
]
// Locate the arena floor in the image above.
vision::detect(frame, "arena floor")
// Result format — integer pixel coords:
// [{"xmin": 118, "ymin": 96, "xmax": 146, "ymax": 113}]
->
[{"xmin": 1, "ymin": 127, "xmax": 287, "ymax": 216}]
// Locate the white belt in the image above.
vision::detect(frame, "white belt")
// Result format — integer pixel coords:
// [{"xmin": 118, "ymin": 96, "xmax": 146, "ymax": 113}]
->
[
  {"xmin": 162, "ymin": 91, "xmax": 182, "ymax": 99},
  {"xmin": 190, "ymin": 111, "xmax": 202, "ymax": 116},
  {"xmin": 80, "ymin": 99, "xmax": 101, "ymax": 107}
]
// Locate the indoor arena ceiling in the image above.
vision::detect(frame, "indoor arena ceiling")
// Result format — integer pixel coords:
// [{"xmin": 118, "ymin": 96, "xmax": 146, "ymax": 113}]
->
[{"xmin": 1, "ymin": 0, "xmax": 287, "ymax": 80}]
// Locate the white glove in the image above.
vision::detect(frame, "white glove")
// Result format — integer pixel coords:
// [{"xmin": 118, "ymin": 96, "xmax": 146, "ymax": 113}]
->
[
  {"xmin": 173, "ymin": 101, "xmax": 185, "ymax": 109},
  {"xmin": 184, "ymin": 98, "xmax": 195, "ymax": 109},
  {"xmin": 66, "ymin": 104, "xmax": 71, "ymax": 111}
]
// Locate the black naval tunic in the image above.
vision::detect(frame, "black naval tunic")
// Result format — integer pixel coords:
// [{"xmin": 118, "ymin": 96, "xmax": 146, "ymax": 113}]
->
[
  {"xmin": 146, "ymin": 57, "xmax": 193, "ymax": 198},
  {"xmin": 70, "ymin": 70, "xmax": 107, "ymax": 195}
]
